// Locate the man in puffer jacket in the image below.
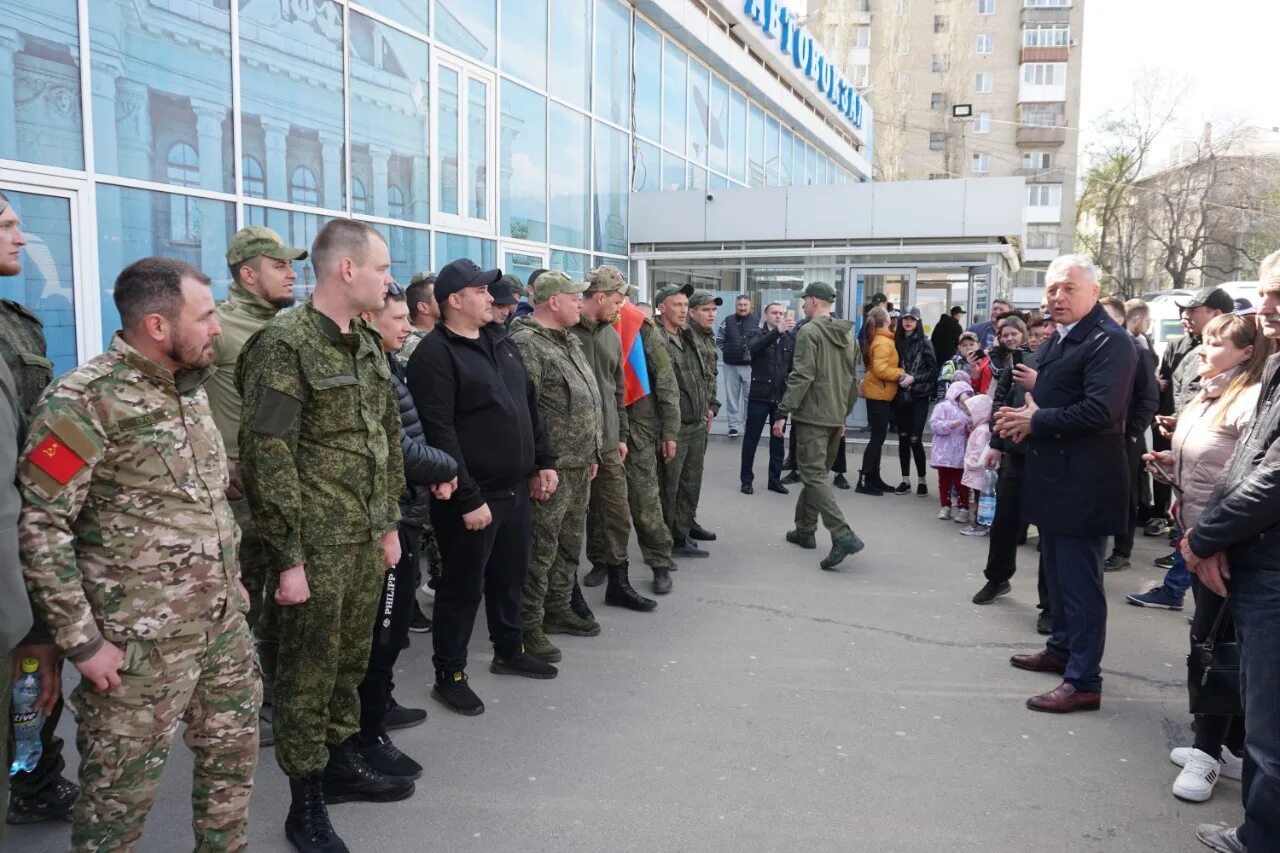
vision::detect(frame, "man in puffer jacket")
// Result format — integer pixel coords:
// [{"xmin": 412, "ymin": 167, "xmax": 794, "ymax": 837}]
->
[{"xmin": 356, "ymin": 285, "xmax": 458, "ymax": 779}]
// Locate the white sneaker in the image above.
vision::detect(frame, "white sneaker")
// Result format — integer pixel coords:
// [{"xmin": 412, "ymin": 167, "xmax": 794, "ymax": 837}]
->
[
  {"xmin": 1171, "ymin": 745, "xmax": 1244, "ymax": 781},
  {"xmin": 937, "ymin": 507, "xmax": 953, "ymax": 520},
  {"xmin": 953, "ymin": 508, "xmax": 970, "ymax": 524},
  {"xmin": 1173, "ymin": 748, "xmax": 1222, "ymax": 802}
]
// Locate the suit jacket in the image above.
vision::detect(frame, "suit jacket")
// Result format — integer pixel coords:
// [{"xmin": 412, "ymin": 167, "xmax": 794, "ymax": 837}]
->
[{"xmin": 1021, "ymin": 302, "xmax": 1138, "ymax": 537}]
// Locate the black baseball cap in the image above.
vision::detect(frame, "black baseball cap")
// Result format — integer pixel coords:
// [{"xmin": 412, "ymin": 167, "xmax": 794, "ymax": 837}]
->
[
  {"xmin": 1176, "ymin": 286, "xmax": 1234, "ymax": 314},
  {"xmin": 436, "ymin": 258, "xmax": 502, "ymax": 303},
  {"xmin": 489, "ymin": 275, "xmax": 523, "ymax": 306},
  {"xmin": 949, "ymin": 305, "xmax": 966, "ymax": 315}
]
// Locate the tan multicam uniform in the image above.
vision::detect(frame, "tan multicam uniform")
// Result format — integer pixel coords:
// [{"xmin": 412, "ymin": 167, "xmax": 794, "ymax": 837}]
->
[{"xmin": 17, "ymin": 334, "xmax": 259, "ymax": 853}]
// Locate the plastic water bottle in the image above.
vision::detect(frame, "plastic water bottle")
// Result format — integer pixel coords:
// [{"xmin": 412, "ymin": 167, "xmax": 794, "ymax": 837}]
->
[
  {"xmin": 976, "ymin": 468, "xmax": 998, "ymax": 527},
  {"xmin": 9, "ymin": 657, "xmax": 43, "ymax": 776}
]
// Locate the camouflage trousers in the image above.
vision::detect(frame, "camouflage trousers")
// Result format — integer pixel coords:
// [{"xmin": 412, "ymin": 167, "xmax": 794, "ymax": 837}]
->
[
  {"xmin": 68, "ymin": 615, "xmax": 260, "ymax": 853},
  {"xmin": 624, "ymin": 417, "xmax": 675, "ymax": 569},
  {"xmin": 231, "ymin": 497, "xmax": 279, "ymax": 693},
  {"xmin": 661, "ymin": 420, "xmax": 708, "ymax": 543},
  {"xmin": 586, "ymin": 447, "xmax": 630, "ymax": 567},
  {"xmin": 522, "ymin": 465, "xmax": 591, "ymax": 628},
  {"xmin": 793, "ymin": 422, "xmax": 852, "ymax": 541},
  {"xmin": 274, "ymin": 541, "xmax": 383, "ymax": 778}
]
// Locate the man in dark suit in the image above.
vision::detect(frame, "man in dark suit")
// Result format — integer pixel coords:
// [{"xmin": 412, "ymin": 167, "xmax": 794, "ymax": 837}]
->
[{"xmin": 994, "ymin": 255, "xmax": 1137, "ymax": 714}]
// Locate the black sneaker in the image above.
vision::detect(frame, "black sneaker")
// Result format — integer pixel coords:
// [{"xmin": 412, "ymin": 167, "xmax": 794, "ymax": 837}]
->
[
  {"xmin": 1144, "ymin": 518, "xmax": 1172, "ymax": 537},
  {"xmin": 5, "ymin": 776, "xmax": 77, "ymax": 825},
  {"xmin": 409, "ymin": 601, "xmax": 432, "ymax": 633},
  {"xmin": 781, "ymin": 470, "xmax": 802, "ymax": 485},
  {"xmin": 491, "ymin": 648, "xmax": 559, "ymax": 680},
  {"xmin": 672, "ymin": 539, "xmax": 709, "ymax": 558},
  {"xmin": 916, "ymin": 483, "xmax": 929, "ymax": 497},
  {"xmin": 832, "ymin": 473, "xmax": 851, "ymax": 489},
  {"xmin": 727, "ymin": 428, "xmax": 739, "ymax": 437},
  {"xmin": 432, "ymin": 670, "xmax": 484, "ymax": 716},
  {"xmin": 356, "ymin": 734, "xmax": 423, "ymax": 780},
  {"xmin": 1154, "ymin": 552, "xmax": 1176, "ymax": 570},
  {"xmin": 741, "ymin": 483, "xmax": 754, "ymax": 495},
  {"xmin": 383, "ymin": 698, "xmax": 427, "ymax": 731},
  {"xmin": 971, "ymin": 580, "xmax": 1012, "ymax": 605},
  {"xmin": 1036, "ymin": 610, "xmax": 1053, "ymax": 635},
  {"xmin": 893, "ymin": 481, "xmax": 911, "ymax": 495},
  {"xmin": 1104, "ymin": 552, "xmax": 1131, "ymax": 572},
  {"xmin": 322, "ymin": 741, "xmax": 414, "ymax": 804},
  {"xmin": 767, "ymin": 481, "xmax": 789, "ymax": 494},
  {"xmin": 689, "ymin": 522, "xmax": 717, "ymax": 541}
]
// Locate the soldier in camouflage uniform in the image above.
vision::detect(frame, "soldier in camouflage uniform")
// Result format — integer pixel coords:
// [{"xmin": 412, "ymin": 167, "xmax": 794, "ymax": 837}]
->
[
  {"xmin": 0, "ymin": 191, "xmax": 80, "ymax": 827},
  {"xmin": 625, "ymin": 286, "xmax": 684, "ymax": 593},
  {"xmin": 207, "ymin": 226, "xmax": 306, "ymax": 747},
  {"xmin": 17, "ymin": 257, "xmax": 260, "ymax": 852},
  {"xmin": 238, "ymin": 220, "xmax": 410, "ymax": 853},
  {"xmin": 510, "ymin": 272, "xmax": 603, "ymax": 660},
  {"xmin": 396, "ymin": 271, "xmax": 438, "ymax": 369},
  {"xmin": 685, "ymin": 290, "xmax": 723, "ymax": 543}
]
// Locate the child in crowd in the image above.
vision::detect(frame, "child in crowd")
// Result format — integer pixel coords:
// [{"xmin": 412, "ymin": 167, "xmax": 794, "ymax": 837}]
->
[
  {"xmin": 936, "ymin": 331, "xmax": 993, "ymax": 399},
  {"xmin": 929, "ymin": 379, "xmax": 972, "ymax": 521},
  {"xmin": 959, "ymin": 391, "xmax": 995, "ymax": 536}
]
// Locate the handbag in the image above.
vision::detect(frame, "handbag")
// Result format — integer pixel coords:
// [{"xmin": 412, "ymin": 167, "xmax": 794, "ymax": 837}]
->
[{"xmin": 1187, "ymin": 596, "xmax": 1243, "ymax": 717}]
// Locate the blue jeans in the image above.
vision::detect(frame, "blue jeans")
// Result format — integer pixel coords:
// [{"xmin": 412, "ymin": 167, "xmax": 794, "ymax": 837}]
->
[
  {"xmin": 1230, "ymin": 568, "xmax": 1280, "ymax": 851},
  {"xmin": 1041, "ymin": 533, "xmax": 1108, "ymax": 693},
  {"xmin": 1159, "ymin": 527, "xmax": 1192, "ymax": 598}
]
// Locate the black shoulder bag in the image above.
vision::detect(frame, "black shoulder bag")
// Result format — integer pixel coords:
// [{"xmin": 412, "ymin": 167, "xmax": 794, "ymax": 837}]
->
[{"xmin": 1187, "ymin": 597, "xmax": 1243, "ymax": 718}]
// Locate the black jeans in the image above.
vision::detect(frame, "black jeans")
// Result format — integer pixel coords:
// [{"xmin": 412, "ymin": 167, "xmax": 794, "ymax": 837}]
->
[
  {"xmin": 1112, "ymin": 436, "xmax": 1145, "ymax": 557},
  {"xmin": 741, "ymin": 399, "xmax": 784, "ymax": 485},
  {"xmin": 984, "ymin": 455, "xmax": 1025, "ymax": 584},
  {"xmin": 430, "ymin": 490, "xmax": 532, "ymax": 673},
  {"xmin": 895, "ymin": 396, "xmax": 929, "ymax": 478},
  {"xmin": 861, "ymin": 399, "xmax": 892, "ymax": 483},
  {"xmin": 358, "ymin": 528, "xmax": 416, "ymax": 738}
]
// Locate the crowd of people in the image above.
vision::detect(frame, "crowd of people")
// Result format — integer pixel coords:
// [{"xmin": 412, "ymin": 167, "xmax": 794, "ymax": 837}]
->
[{"xmin": 2, "ymin": 183, "xmax": 1279, "ymax": 853}]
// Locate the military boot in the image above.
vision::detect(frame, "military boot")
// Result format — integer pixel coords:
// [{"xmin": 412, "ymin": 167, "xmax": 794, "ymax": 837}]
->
[
  {"xmin": 820, "ymin": 532, "xmax": 866, "ymax": 570},
  {"xmin": 688, "ymin": 522, "xmax": 717, "ymax": 541},
  {"xmin": 544, "ymin": 607, "xmax": 601, "ymax": 637},
  {"xmin": 322, "ymin": 739, "xmax": 414, "ymax": 804},
  {"xmin": 605, "ymin": 562, "xmax": 658, "ymax": 612},
  {"xmin": 652, "ymin": 566, "xmax": 673, "ymax": 594},
  {"xmin": 582, "ymin": 563, "xmax": 608, "ymax": 588},
  {"xmin": 523, "ymin": 626, "xmax": 563, "ymax": 662},
  {"xmin": 570, "ymin": 575, "xmax": 596, "ymax": 621},
  {"xmin": 286, "ymin": 774, "xmax": 349, "ymax": 853},
  {"xmin": 785, "ymin": 529, "xmax": 817, "ymax": 549}
]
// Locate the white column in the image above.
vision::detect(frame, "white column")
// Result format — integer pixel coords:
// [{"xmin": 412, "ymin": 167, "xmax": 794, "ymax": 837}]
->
[
  {"xmin": 260, "ymin": 117, "xmax": 290, "ymax": 201},
  {"xmin": 114, "ymin": 77, "xmax": 152, "ymax": 180},
  {"xmin": 319, "ymin": 130, "xmax": 343, "ymax": 211},
  {"xmin": 192, "ymin": 99, "xmax": 229, "ymax": 277},
  {"xmin": 89, "ymin": 55, "xmax": 123, "ymax": 175},
  {"xmin": 369, "ymin": 144, "xmax": 390, "ymax": 218}
]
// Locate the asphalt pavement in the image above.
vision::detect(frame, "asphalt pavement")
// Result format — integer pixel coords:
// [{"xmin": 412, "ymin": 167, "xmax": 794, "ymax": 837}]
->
[{"xmin": 4, "ymin": 439, "xmax": 1234, "ymax": 852}]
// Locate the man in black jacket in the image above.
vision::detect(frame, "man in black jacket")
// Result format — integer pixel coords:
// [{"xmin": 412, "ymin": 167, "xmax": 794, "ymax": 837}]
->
[
  {"xmin": 931, "ymin": 305, "xmax": 965, "ymax": 366},
  {"xmin": 1184, "ymin": 253, "xmax": 1280, "ymax": 853},
  {"xmin": 996, "ymin": 255, "xmax": 1136, "ymax": 714},
  {"xmin": 408, "ymin": 259, "xmax": 559, "ymax": 716},
  {"xmin": 740, "ymin": 303, "xmax": 795, "ymax": 494},
  {"xmin": 716, "ymin": 295, "xmax": 758, "ymax": 437}
]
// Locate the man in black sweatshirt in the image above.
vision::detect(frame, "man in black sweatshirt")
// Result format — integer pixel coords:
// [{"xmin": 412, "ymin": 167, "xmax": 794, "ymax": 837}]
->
[{"xmin": 407, "ymin": 258, "xmax": 559, "ymax": 716}]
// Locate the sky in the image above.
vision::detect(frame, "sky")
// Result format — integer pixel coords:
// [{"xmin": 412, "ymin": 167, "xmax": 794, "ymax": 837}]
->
[{"xmin": 1079, "ymin": 0, "xmax": 1280, "ymax": 162}]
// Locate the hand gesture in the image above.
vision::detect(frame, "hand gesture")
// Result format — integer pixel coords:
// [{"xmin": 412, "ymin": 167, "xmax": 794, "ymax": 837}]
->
[
  {"xmin": 1012, "ymin": 364, "xmax": 1038, "ymax": 391},
  {"xmin": 276, "ymin": 565, "xmax": 311, "ymax": 606},
  {"xmin": 994, "ymin": 397, "xmax": 1039, "ymax": 443},
  {"xmin": 74, "ymin": 640, "xmax": 124, "ymax": 695}
]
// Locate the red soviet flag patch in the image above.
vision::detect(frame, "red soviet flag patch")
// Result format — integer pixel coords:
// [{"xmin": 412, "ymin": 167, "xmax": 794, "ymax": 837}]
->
[{"xmin": 29, "ymin": 434, "xmax": 87, "ymax": 484}]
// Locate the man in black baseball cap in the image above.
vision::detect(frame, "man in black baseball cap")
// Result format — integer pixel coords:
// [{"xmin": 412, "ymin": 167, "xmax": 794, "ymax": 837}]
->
[
  {"xmin": 489, "ymin": 274, "xmax": 523, "ymax": 327},
  {"xmin": 1176, "ymin": 285, "xmax": 1235, "ymax": 316}
]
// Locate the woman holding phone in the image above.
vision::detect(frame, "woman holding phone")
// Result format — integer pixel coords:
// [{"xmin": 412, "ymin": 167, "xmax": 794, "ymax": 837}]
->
[{"xmin": 1140, "ymin": 313, "xmax": 1272, "ymax": 803}]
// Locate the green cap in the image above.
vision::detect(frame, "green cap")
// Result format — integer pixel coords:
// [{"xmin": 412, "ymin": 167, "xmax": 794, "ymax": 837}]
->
[
  {"xmin": 585, "ymin": 265, "xmax": 628, "ymax": 294},
  {"xmin": 654, "ymin": 283, "xmax": 694, "ymax": 306},
  {"xmin": 226, "ymin": 226, "xmax": 308, "ymax": 267},
  {"xmin": 689, "ymin": 290, "xmax": 723, "ymax": 309},
  {"xmin": 802, "ymin": 281, "xmax": 836, "ymax": 302},
  {"xmin": 532, "ymin": 270, "xmax": 589, "ymax": 304},
  {"xmin": 20, "ymin": 657, "xmax": 38, "ymax": 674}
]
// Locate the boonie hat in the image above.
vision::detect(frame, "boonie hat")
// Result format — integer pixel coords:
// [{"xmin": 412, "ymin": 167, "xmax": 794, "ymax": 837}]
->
[
  {"xmin": 654, "ymin": 283, "xmax": 694, "ymax": 306},
  {"xmin": 532, "ymin": 270, "xmax": 589, "ymax": 304},
  {"xmin": 689, "ymin": 291, "xmax": 723, "ymax": 308},
  {"xmin": 1176, "ymin": 286, "xmax": 1234, "ymax": 314},
  {"xmin": 436, "ymin": 258, "xmax": 502, "ymax": 303},
  {"xmin": 226, "ymin": 226, "xmax": 307, "ymax": 266},
  {"xmin": 490, "ymin": 275, "xmax": 524, "ymax": 306},
  {"xmin": 803, "ymin": 281, "xmax": 836, "ymax": 302}
]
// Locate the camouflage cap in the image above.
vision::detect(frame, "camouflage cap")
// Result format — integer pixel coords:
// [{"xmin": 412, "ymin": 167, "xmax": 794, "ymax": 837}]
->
[
  {"xmin": 532, "ymin": 270, "xmax": 588, "ymax": 304},
  {"xmin": 226, "ymin": 226, "xmax": 308, "ymax": 266},
  {"xmin": 654, "ymin": 283, "xmax": 694, "ymax": 306},
  {"xmin": 409, "ymin": 270, "xmax": 437, "ymax": 287},
  {"xmin": 585, "ymin": 265, "xmax": 628, "ymax": 294},
  {"xmin": 689, "ymin": 290, "xmax": 723, "ymax": 309}
]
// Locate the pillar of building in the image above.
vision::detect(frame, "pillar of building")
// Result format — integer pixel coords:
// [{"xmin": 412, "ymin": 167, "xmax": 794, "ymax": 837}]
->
[
  {"xmin": 260, "ymin": 117, "xmax": 290, "ymax": 202},
  {"xmin": 369, "ymin": 145, "xmax": 390, "ymax": 218},
  {"xmin": 89, "ymin": 55, "xmax": 123, "ymax": 175},
  {"xmin": 191, "ymin": 99, "xmax": 230, "ymax": 279},
  {"xmin": 319, "ymin": 130, "xmax": 344, "ymax": 211},
  {"xmin": 412, "ymin": 155, "xmax": 430, "ymax": 224}
]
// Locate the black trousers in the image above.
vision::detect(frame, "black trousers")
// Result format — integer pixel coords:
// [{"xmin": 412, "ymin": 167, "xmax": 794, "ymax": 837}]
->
[
  {"xmin": 358, "ymin": 528, "xmax": 416, "ymax": 738},
  {"xmin": 741, "ymin": 399, "xmax": 784, "ymax": 485},
  {"xmin": 787, "ymin": 421, "xmax": 845, "ymax": 474},
  {"xmin": 1189, "ymin": 576, "xmax": 1246, "ymax": 759},
  {"xmin": 861, "ymin": 399, "xmax": 892, "ymax": 483},
  {"xmin": 430, "ymin": 490, "xmax": 531, "ymax": 673},
  {"xmin": 895, "ymin": 397, "xmax": 929, "ymax": 478},
  {"xmin": 1113, "ymin": 436, "xmax": 1145, "ymax": 557},
  {"xmin": 984, "ymin": 454, "xmax": 1048, "ymax": 608}
]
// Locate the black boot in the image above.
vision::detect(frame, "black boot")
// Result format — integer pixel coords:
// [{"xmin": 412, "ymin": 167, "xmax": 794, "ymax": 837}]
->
[
  {"xmin": 570, "ymin": 574, "xmax": 595, "ymax": 621},
  {"xmin": 582, "ymin": 563, "xmax": 608, "ymax": 588},
  {"xmin": 688, "ymin": 522, "xmax": 717, "ymax": 541},
  {"xmin": 322, "ymin": 740, "xmax": 415, "ymax": 804},
  {"xmin": 286, "ymin": 774, "xmax": 349, "ymax": 853},
  {"xmin": 833, "ymin": 473, "xmax": 851, "ymax": 490},
  {"xmin": 854, "ymin": 471, "xmax": 884, "ymax": 496},
  {"xmin": 605, "ymin": 562, "xmax": 658, "ymax": 611},
  {"xmin": 652, "ymin": 566, "xmax": 673, "ymax": 594}
]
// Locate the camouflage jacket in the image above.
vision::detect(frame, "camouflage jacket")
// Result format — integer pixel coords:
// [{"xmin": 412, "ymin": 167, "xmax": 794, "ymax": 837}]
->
[
  {"xmin": 395, "ymin": 327, "xmax": 429, "ymax": 368},
  {"xmin": 17, "ymin": 335, "xmax": 239, "ymax": 663},
  {"xmin": 511, "ymin": 317, "xmax": 604, "ymax": 468},
  {"xmin": 569, "ymin": 316, "xmax": 628, "ymax": 446},
  {"xmin": 659, "ymin": 322, "xmax": 715, "ymax": 425},
  {"xmin": 688, "ymin": 321, "xmax": 722, "ymax": 416},
  {"xmin": 0, "ymin": 299, "xmax": 54, "ymax": 417},
  {"xmin": 208, "ymin": 282, "xmax": 281, "ymax": 461},
  {"xmin": 237, "ymin": 301, "xmax": 404, "ymax": 573},
  {"xmin": 625, "ymin": 318, "xmax": 681, "ymax": 441}
]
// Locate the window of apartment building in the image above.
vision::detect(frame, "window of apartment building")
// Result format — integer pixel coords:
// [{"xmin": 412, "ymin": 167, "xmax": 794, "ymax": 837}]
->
[
  {"xmin": 932, "ymin": 54, "xmax": 950, "ymax": 72},
  {"xmin": 1026, "ymin": 183, "xmax": 1062, "ymax": 208},
  {"xmin": 930, "ymin": 92, "xmax": 947, "ymax": 111},
  {"xmin": 894, "ymin": 34, "xmax": 909, "ymax": 54},
  {"xmin": 1020, "ymin": 103, "xmax": 1065, "ymax": 127},
  {"xmin": 1023, "ymin": 62, "xmax": 1065, "ymax": 86},
  {"xmin": 1026, "ymin": 224, "xmax": 1060, "ymax": 249},
  {"xmin": 1025, "ymin": 0, "xmax": 1070, "ymax": 7},
  {"xmin": 976, "ymin": 34, "xmax": 994, "ymax": 54},
  {"xmin": 1023, "ymin": 151, "xmax": 1052, "ymax": 169},
  {"xmin": 978, "ymin": 0, "xmax": 996, "ymax": 15},
  {"xmin": 974, "ymin": 112, "xmax": 991, "ymax": 133},
  {"xmin": 1017, "ymin": 269, "xmax": 1047, "ymax": 288},
  {"xmin": 850, "ymin": 65, "xmax": 870, "ymax": 87},
  {"xmin": 1023, "ymin": 23, "xmax": 1070, "ymax": 47},
  {"xmin": 971, "ymin": 152, "xmax": 990, "ymax": 174},
  {"xmin": 855, "ymin": 26, "xmax": 871, "ymax": 48},
  {"xmin": 934, "ymin": 15, "xmax": 948, "ymax": 33},
  {"xmin": 975, "ymin": 72, "xmax": 993, "ymax": 94},
  {"xmin": 930, "ymin": 132, "xmax": 945, "ymax": 151}
]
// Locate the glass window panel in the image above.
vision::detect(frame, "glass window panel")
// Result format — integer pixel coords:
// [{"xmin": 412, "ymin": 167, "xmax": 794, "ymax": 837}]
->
[
  {"xmin": 687, "ymin": 60, "xmax": 709, "ymax": 164},
  {"xmin": 592, "ymin": 121, "xmax": 627, "ymax": 255},
  {"xmin": 549, "ymin": 104, "xmax": 589, "ymax": 248},
  {"xmin": 780, "ymin": 128, "xmax": 794, "ymax": 186},
  {"xmin": 358, "ymin": 1, "xmax": 429, "ymax": 34},
  {"xmin": 504, "ymin": 252, "xmax": 544, "ymax": 289},
  {"xmin": 435, "ymin": 0, "xmax": 495, "ymax": 65},
  {"xmin": 0, "ymin": 190, "xmax": 78, "ymax": 375},
  {"xmin": 687, "ymin": 163, "xmax": 707, "ymax": 192},
  {"xmin": 633, "ymin": 19, "xmax": 660, "ymax": 141},
  {"xmin": 747, "ymin": 104, "xmax": 765, "ymax": 188},
  {"xmin": 709, "ymin": 172, "xmax": 728, "ymax": 189},
  {"xmin": 549, "ymin": 0, "xmax": 590, "ymax": 109},
  {"xmin": 633, "ymin": 140, "xmax": 661, "ymax": 192},
  {"xmin": 352, "ymin": 179, "xmax": 369, "ymax": 214},
  {"xmin": 372, "ymin": 223, "xmax": 431, "ymax": 288},
  {"xmin": 728, "ymin": 89, "xmax": 746, "ymax": 183},
  {"xmin": 468, "ymin": 78, "xmax": 488, "ymax": 220},
  {"xmin": 91, "ymin": 0, "xmax": 232, "ymax": 190},
  {"xmin": 661, "ymin": 41, "xmax": 686, "ymax": 151},
  {"xmin": 708, "ymin": 76, "xmax": 729, "ymax": 176},
  {"xmin": 551, "ymin": 249, "xmax": 588, "ymax": 282},
  {"xmin": 500, "ymin": 0, "xmax": 546, "ymax": 89},
  {"xmin": 241, "ymin": 1, "xmax": 343, "ymax": 208},
  {"xmin": 435, "ymin": 231, "xmax": 496, "ymax": 269},
  {"xmin": 593, "ymin": 0, "xmax": 631, "ymax": 126},
  {"xmin": 96, "ymin": 185, "xmax": 234, "ymax": 348},
  {"xmin": 805, "ymin": 143, "xmax": 816, "ymax": 185},
  {"xmin": 8, "ymin": 2, "xmax": 84, "ymax": 170},
  {"xmin": 350, "ymin": 13, "xmax": 430, "ymax": 223},
  {"xmin": 661, "ymin": 152, "xmax": 686, "ymax": 191},
  {"xmin": 241, "ymin": 205, "xmax": 332, "ymax": 299},
  {"xmin": 765, "ymin": 116, "xmax": 780, "ymax": 186},
  {"xmin": 500, "ymin": 81, "xmax": 547, "ymax": 242},
  {"xmin": 437, "ymin": 66, "xmax": 460, "ymax": 215}
]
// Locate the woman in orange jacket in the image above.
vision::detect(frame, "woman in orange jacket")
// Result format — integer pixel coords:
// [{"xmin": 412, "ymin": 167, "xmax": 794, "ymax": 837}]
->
[{"xmin": 857, "ymin": 306, "xmax": 903, "ymax": 495}]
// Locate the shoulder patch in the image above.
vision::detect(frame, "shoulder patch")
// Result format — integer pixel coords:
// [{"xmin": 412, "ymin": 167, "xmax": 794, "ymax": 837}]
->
[{"xmin": 28, "ymin": 433, "xmax": 86, "ymax": 485}]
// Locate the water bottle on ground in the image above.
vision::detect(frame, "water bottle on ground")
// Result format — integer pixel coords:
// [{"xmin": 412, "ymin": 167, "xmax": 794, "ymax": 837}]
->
[
  {"xmin": 977, "ymin": 468, "xmax": 998, "ymax": 527},
  {"xmin": 10, "ymin": 657, "xmax": 44, "ymax": 776}
]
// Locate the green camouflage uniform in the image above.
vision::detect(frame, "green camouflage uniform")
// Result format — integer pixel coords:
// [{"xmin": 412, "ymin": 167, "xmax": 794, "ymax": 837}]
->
[
  {"xmin": 684, "ymin": 310, "xmax": 721, "ymax": 532},
  {"xmin": 16, "ymin": 334, "xmax": 259, "ymax": 852},
  {"xmin": 658, "ymin": 320, "xmax": 716, "ymax": 543},
  {"xmin": 237, "ymin": 301, "xmax": 404, "ymax": 780},
  {"xmin": 624, "ymin": 319, "xmax": 681, "ymax": 569},
  {"xmin": 396, "ymin": 328, "xmax": 428, "ymax": 368},
  {"xmin": 511, "ymin": 309, "xmax": 602, "ymax": 628}
]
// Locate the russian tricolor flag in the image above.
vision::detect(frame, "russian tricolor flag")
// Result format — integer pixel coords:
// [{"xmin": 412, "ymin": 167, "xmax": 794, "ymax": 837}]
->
[{"xmin": 615, "ymin": 301, "xmax": 651, "ymax": 407}]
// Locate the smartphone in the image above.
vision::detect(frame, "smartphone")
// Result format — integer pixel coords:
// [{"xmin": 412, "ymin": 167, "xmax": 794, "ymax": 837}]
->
[
  {"xmin": 1011, "ymin": 350, "xmax": 1024, "ymax": 367},
  {"xmin": 785, "ymin": 308, "xmax": 795, "ymax": 322},
  {"xmin": 1148, "ymin": 459, "xmax": 1180, "ymax": 493}
]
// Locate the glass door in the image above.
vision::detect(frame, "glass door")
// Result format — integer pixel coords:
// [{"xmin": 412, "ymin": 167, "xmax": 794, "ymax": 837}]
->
[
  {"xmin": 432, "ymin": 54, "xmax": 496, "ymax": 233},
  {"xmin": 501, "ymin": 242, "xmax": 547, "ymax": 291}
]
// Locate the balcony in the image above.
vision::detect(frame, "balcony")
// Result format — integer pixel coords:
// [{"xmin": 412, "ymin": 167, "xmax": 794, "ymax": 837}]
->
[
  {"xmin": 1020, "ymin": 46, "xmax": 1070, "ymax": 63},
  {"xmin": 1025, "ymin": 246, "xmax": 1061, "ymax": 263},
  {"xmin": 1022, "ymin": 6, "xmax": 1073, "ymax": 23},
  {"xmin": 1016, "ymin": 167, "xmax": 1060, "ymax": 180},
  {"xmin": 1017, "ymin": 126, "xmax": 1067, "ymax": 145}
]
